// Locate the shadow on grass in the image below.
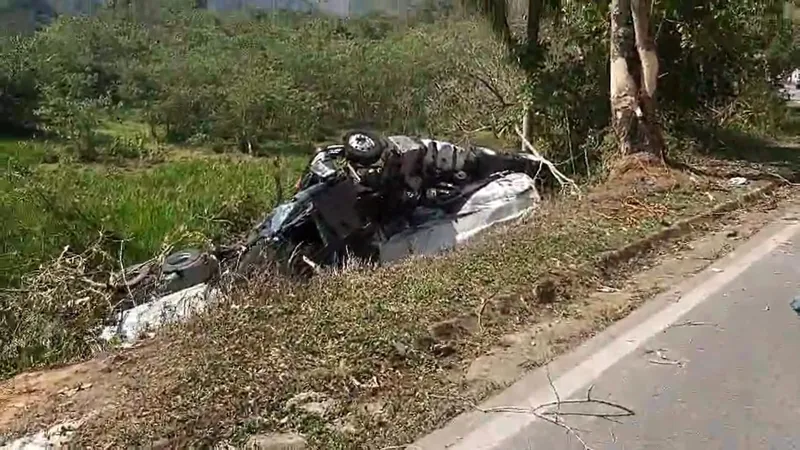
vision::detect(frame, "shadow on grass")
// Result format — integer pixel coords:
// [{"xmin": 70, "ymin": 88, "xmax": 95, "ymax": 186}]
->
[
  {"xmin": 679, "ymin": 118, "xmax": 800, "ymax": 173},
  {"xmin": 251, "ymin": 140, "xmax": 314, "ymax": 158}
]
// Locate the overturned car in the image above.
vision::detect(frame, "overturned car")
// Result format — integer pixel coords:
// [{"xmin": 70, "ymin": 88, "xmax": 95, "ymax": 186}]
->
[
  {"xmin": 102, "ymin": 132, "xmax": 552, "ymax": 342},
  {"xmin": 233, "ymin": 131, "xmax": 548, "ymax": 277}
]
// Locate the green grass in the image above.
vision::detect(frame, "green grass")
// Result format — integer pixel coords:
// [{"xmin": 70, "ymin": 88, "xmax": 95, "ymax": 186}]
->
[
  {"xmin": 0, "ymin": 138, "xmax": 307, "ymax": 288},
  {"xmin": 0, "ymin": 137, "xmax": 51, "ymax": 166}
]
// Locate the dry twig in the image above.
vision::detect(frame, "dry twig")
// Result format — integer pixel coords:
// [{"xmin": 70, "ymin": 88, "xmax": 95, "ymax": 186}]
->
[
  {"xmin": 645, "ymin": 348, "xmax": 686, "ymax": 367},
  {"xmin": 12, "ymin": 235, "xmax": 118, "ymax": 337},
  {"xmin": 668, "ymin": 320, "xmax": 719, "ymax": 329},
  {"xmin": 515, "ymin": 126, "xmax": 581, "ymax": 196},
  {"xmin": 476, "ymin": 286, "xmax": 502, "ymax": 332},
  {"xmin": 472, "ymin": 369, "xmax": 634, "ymax": 450}
]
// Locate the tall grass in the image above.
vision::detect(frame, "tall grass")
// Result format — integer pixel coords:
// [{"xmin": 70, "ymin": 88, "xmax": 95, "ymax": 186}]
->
[{"xmin": 1, "ymin": 139, "xmax": 305, "ymax": 287}]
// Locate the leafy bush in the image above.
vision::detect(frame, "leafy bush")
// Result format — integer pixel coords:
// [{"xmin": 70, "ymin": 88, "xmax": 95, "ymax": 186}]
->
[
  {"xmin": 0, "ymin": 34, "xmax": 38, "ymax": 134},
  {"xmin": 657, "ymin": 0, "xmax": 795, "ymax": 117},
  {"xmin": 30, "ymin": 15, "xmax": 153, "ymax": 102},
  {"xmin": 35, "ymin": 93, "xmax": 110, "ymax": 161}
]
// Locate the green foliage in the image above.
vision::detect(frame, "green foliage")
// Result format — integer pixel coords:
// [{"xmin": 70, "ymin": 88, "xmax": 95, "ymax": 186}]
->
[
  {"xmin": 30, "ymin": 15, "xmax": 153, "ymax": 101},
  {"xmin": 1, "ymin": 0, "xmax": 796, "ymax": 159},
  {"xmin": 0, "ymin": 140, "xmax": 306, "ymax": 287},
  {"xmin": 10, "ymin": 10, "xmax": 516, "ymax": 149},
  {"xmin": 0, "ymin": 34, "xmax": 38, "ymax": 133},
  {"xmin": 522, "ymin": 2, "xmax": 611, "ymax": 170},
  {"xmin": 513, "ymin": 0, "xmax": 799, "ymax": 167},
  {"xmin": 35, "ymin": 94, "xmax": 110, "ymax": 161},
  {"xmin": 657, "ymin": 0, "xmax": 796, "ymax": 116}
]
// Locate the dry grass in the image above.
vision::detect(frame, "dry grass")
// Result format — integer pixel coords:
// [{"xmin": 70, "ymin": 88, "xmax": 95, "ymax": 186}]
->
[
  {"xmin": 0, "ymin": 236, "xmax": 118, "ymax": 377},
  {"xmin": 0, "ymin": 168, "xmax": 771, "ymax": 449}
]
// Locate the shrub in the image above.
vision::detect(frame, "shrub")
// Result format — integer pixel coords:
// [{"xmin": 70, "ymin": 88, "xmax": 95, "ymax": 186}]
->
[
  {"xmin": 0, "ymin": 34, "xmax": 38, "ymax": 134},
  {"xmin": 35, "ymin": 93, "xmax": 110, "ymax": 161}
]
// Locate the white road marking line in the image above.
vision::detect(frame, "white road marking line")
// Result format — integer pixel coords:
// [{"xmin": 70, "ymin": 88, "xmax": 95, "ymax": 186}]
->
[{"xmin": 437, "ymin": 220, "xmax": 800, "ymax": 450}]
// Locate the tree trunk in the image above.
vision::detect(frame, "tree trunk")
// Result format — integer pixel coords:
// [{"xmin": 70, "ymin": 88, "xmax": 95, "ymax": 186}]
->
[
  {"xmin": 609, "ymin": 0, "xmax": 665, "ymax": 159},
  {"xmin": 521, "ymin": 0, "xmax": 544, "ymax": 151},
  {"xmin": 526, "ymin": 0, "xmax": 543, "ymax": 48},
  {"xmin": 521, "ymin": 108, "xmax": 534, "ymax": 152}
]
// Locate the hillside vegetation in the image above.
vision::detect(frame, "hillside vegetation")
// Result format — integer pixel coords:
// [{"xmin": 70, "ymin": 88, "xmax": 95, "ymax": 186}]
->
[{"xmin": 0, "ymin": 3, "xmax": 799, "ymax": 445}]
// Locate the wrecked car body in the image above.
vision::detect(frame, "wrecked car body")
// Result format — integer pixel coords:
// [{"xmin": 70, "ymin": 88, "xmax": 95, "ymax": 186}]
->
[
  {"xmin": 101, "ymin": 131, "xmax": 549, "ymax": 342},
  {"xmin": 234, "ymin": 131, "xmax": 548, "ymax": 277}
]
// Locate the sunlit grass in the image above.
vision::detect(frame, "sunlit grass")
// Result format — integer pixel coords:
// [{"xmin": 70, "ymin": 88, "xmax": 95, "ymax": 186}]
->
[{"xmin": 1, "ymin": 138, "xmax": 306, "ymax": 287}]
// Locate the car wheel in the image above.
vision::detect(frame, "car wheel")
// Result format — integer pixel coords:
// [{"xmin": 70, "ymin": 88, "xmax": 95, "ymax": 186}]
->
[
  {"xmin": 163, "ymin": 248, "xmax": 204, "ymax": 273},
  {"xmin": 162, "ymin": 249, "xmax": 219, "ymax": 291},
  {"xmin": 343, "ymin": 130, "xmax": 385, "ymax": 166}
]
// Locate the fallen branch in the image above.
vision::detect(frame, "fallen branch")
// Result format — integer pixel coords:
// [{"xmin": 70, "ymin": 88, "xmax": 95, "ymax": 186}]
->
[
  {"xmin": 476, "ymin": 286, "xmax": 502, "ymax": 332},
  {"xmin": 473, "ymin": 370, "xmax": 634, "ymax": 450},
  {"xmin": 765, "ymin": 170, "xmax": 800, "ymax": 186},
  {"xmin": 515, "ymin": 126, "xmax": 581, "ymax": 196},
  {"xmin": 645, "ymin": 348, "xmax": 686, "ymax": 367},
  {"xmin": 668, "ymin": 320, "xmax": 719, "ymax": 329},
  {"xmin": 421, "ymin": 374, "xmax": 633, "ymax": 450},
  {"xmin": 468, "ymin": 72, "xmax": 513, "ymax": 108}
]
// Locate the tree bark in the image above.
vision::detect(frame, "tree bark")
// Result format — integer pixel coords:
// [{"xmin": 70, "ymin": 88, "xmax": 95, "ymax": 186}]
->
[
  {"xmin": 476, "ymin": 0, "xmax": 514, "ymax": 53},
  {"xmin": 526, "ymin": 0, "xmax": 543, "ymax": 51},
  {"xmin": 631, "ymin": 0, "xmax": 665, "ymax": 156},
  {"xmin": 609, "ymin": 0, "xmax": 665, "ymax": 159},
  {"xmin": 521, "ymin": 0, "xmax": 544, "ymax": 151}
]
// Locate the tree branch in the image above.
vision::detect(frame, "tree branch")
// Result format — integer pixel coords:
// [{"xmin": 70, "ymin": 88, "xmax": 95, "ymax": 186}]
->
[{"xmin": 469, "ymin": 72, "xmax": 513, "ymax": 107}]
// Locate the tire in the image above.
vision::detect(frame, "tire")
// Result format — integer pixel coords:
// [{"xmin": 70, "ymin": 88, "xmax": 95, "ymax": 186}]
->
[
  {"xmin": 236, "ymin": 239, "xmax": 316, "ymax": 278},
  {"xmin": 343, "ymin": 130, "xmax": 385, "ymax": 166},
  {"xmin": 162, "ymin": 248, "xmax": 219, "ymax": 292},
  {"xmin": 162, "ymin": 248, "xmax": 204, "ymax": 273}
]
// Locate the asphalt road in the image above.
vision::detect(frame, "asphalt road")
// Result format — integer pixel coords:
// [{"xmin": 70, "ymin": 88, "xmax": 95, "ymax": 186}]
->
[
  {"xmin": 501, "ymin": 221, "xmax": 800, "ymax": 450},
  {"xmin": 416, "ymin": 208, "xmax": 800, "ymax": 450}
]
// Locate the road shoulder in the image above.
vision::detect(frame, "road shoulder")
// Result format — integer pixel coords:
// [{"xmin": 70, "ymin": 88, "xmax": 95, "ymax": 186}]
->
[{"xmin": 416, "ymin": 187, "xmax": 800, "ymax": 450}]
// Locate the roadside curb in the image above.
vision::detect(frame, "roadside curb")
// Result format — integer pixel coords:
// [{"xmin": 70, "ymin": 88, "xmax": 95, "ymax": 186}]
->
[{"xmin": 592, "ymin": 181, "xmax": 782, "ymax": 273}]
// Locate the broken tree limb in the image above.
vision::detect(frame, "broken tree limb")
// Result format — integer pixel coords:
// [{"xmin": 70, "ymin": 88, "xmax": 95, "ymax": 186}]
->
[
  {"xmin": 474, "ymin": 382, "xmax": 634, "ymax": 450},
  {"xmin": 515, "ymin": 126, "xmax": 581, "ymax": 196}
]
